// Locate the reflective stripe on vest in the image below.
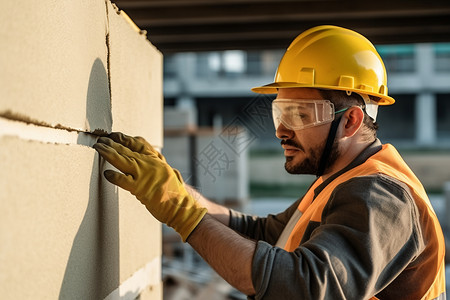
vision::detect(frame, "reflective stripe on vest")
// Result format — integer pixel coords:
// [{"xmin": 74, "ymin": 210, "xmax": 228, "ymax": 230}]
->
[{"xmin": 280, "ymin": 144, "xmax": 446, "ymax": 299}]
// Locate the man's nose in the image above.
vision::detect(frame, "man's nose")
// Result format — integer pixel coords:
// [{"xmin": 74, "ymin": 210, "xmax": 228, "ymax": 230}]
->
[{"xmin": 275, "ymin": 121, "xmax": 294, "ymax": 140}]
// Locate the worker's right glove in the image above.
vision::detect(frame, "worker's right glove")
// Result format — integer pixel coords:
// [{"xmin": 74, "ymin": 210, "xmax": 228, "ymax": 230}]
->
[{"xmin": 93, "ymin": 132, "xmax": 207, "ymax": 242}]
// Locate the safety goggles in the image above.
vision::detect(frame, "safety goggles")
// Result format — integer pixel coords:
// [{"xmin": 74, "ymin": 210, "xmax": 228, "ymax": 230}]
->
[{"xmin": 272, "ymin": 99, "xmax": 348, "ymax": 130}]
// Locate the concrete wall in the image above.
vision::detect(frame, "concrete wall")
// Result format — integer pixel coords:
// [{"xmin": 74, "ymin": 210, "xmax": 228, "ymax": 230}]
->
[{"xmin": 0, "ymin": 1, "xmax": 162, "ymax": 299}]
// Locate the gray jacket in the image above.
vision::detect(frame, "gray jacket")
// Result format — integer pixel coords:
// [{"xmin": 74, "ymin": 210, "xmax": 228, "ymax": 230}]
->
[{"xmin": 229, "ymin": 140, "xmax": 444, "ymax": 299}]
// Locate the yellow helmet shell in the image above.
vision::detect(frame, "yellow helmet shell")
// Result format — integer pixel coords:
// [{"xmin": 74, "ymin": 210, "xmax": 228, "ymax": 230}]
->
[{"xmin": 252, "ymin": 25, "xmax": 395, "ymax": 105}]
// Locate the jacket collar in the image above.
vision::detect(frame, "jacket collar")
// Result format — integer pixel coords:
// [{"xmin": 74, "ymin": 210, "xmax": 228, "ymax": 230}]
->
[{"xmin": 313, "ymin": 139, "xmax": 383, "ymax": 199}]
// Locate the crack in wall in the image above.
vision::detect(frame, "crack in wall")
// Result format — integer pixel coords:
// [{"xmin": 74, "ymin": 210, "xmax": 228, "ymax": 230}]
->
[
  {"xmin": 1, "ymin": 110, "xmax": 56, "ymax": 130},
  {"xmin": 0, "ymin": 110, "xmax": 109, "ymax": 137},
  {"xmin": 0, "ymin": 111, "xmax": 109, "ymax": 148},
  {"xmin": 105, "ymin": 0, "xmax": 113, "ymax": 119}
]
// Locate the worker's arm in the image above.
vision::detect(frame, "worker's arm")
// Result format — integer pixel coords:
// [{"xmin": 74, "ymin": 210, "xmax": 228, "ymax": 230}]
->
[
  {"xmin": 93, "ymin": 132, "xmax": 257, "ymax": 295},
  {"xmin": 184, "ymin": 184, "xmax": 230, "ymax": 226},
  {"xmin": 187, "ymin": 214, "xmax": 256, "ymax": 295},
  {"xmin": 229, "ymin": 199, "xmax": 300, "ymax": 245}
]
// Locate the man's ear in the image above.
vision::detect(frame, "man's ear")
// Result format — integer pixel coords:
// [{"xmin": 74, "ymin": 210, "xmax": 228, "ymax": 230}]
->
[{"xmin": 342, "ymin": 106, "xmax": 364, "ymax": 137}]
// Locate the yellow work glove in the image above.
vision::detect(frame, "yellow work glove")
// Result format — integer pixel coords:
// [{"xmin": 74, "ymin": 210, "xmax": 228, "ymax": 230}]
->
[{"xmin": 93, "ymin": 132, "xmax": 207, "ymax": 242}]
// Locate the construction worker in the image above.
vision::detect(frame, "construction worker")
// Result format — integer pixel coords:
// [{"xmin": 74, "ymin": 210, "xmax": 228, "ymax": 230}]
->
[{"xmin": 94, "ymin": 25, "xmax": 446, "ymax": 299}]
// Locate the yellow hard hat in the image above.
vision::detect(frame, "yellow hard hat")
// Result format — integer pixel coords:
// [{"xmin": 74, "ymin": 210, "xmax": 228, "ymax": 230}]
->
[{"xmin": 252, "ymin": 25, "xmax": 395, "ymax": 105}]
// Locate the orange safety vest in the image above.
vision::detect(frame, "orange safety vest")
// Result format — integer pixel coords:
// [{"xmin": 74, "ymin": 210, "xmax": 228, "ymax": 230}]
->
[{"xmin": 280, "ymin": 144, "xmax": 446, "ymax": 300}]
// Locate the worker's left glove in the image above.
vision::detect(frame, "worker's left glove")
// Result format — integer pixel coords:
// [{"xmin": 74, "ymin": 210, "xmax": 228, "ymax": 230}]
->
[{"xmin": 93, "ymin": 132, "xmax": 207, "ymax": 242}]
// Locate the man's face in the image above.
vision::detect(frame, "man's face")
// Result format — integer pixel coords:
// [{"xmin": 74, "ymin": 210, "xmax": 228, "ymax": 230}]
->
[{"xmin": 274, "ymin": 88, "xmax": 339, "ymax": 175}]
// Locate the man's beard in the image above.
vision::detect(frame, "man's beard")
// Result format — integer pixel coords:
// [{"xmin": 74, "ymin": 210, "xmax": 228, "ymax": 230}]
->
[{"xmin": 284, "ymin": 139, "xmax": 340, "ymax": 175}]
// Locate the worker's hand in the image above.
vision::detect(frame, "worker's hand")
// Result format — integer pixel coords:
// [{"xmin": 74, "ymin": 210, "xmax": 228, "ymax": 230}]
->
[{"xmin": 93, "ymin": 132, "xmax": 207, "ymax": 242}]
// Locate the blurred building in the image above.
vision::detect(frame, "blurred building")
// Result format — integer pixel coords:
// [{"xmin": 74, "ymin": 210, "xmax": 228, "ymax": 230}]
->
[{"xmin": 163, "ymin": 43, "xmax": 450, "ymax": 149}]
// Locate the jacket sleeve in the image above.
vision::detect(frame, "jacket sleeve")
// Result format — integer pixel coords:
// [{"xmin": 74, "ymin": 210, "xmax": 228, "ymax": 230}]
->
[
  {"xmin": 250, "ymin": 175, "xmax": 424, "ymax": 300},
  {"xmin": 229, "ymin": 199, "xmax": 300, "ymax": 245}
]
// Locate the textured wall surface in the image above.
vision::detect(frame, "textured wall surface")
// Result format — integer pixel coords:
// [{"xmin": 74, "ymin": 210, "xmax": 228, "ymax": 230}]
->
[{"xmin": 0, "ymin": 1, "xmax": 162, "ymax": 299}]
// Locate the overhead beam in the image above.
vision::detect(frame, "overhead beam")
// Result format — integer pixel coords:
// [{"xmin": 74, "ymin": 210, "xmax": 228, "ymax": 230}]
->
[
  {"xmin": 113, "ymin": 0, "xmax": 450, "ymax": 53},
  {"xmin": 115, "ymin": 1, "xmax": 450, "ymax": 26}
]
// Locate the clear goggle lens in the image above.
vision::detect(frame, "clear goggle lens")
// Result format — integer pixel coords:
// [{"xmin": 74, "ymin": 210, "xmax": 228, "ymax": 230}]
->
[{"xmin": 272, "ymin": 99, "xmax": 336, "ymax": 130}]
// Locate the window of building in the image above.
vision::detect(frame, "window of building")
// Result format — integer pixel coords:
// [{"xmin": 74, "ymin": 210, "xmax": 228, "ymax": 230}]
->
[
  {"xmin": 377, "ymin": 45, "xmax": 415, "ymax": 73},
  {"xmin": 193, "ymin": 49, "xmax": 284, "ymax": 78},
  {"xmin": 163, "ymin": 54, "xmax": 177, "ymax": 79},
  {"xmin": 377, "ymin": 94, "xmax": 416, "ymax": 141},
  {"xmin": 195, "ymin": 51, "xmax": 246, "ymax": 78},
  {"xmin": 246, "ymin": 51, "xmax": 262, "ymax": 76},
  {"xmin": 434, "ymin": 43, "xmax": 450, "ymax": 73},
  {"xmin": 259, "ymin": 50, "xmax": 284, "ymax": 77},
  {"xmin": 223, "ymin": 51, "xmax": 245, "ymax": 74},
  {"xmin": 196, "ymin": 52, "xmax": 213, "ymax": 78},
  {"xmin": 437, "ymin": 93, "xmax": 450, "ymax": 141}
]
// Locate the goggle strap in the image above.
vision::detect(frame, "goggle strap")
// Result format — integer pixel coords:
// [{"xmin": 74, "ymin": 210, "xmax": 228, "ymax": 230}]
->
[
  {"xmin": 317, "ymin": 115, "xmax": 342, "ymax": 177},
  {"xmin": 334, "ymin": 108, "xmax": 349, "ymax": 114}
]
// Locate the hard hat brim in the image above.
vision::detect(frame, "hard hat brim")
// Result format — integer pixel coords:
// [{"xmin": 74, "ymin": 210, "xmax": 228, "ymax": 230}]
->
[{"xmin": 251, "ymin": 82, "xmax": 395, "ymax": 105}]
